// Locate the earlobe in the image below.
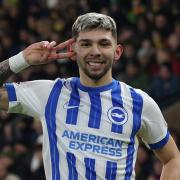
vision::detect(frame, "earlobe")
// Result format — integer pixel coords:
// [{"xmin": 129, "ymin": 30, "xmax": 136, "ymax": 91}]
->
[{"xmin": 114, "ymin": 44, "xmax": 124, "ymax": 61}]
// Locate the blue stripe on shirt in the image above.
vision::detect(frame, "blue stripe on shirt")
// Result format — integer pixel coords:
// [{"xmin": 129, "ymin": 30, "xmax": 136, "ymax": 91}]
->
[
  {"xmin": 66, "ymin": 79, "xmax": 80, "ymax": 125},
  {"xmin": 66, "ymin": 152, "xmax": 78, "ymax": 180},
  {"xmin": 4, "ymin": 83, "xmax": 17, "ymax": 101},
  {"xmin": 45, "ymin": 80, "xmax": 63, "ymax": 180},
  {"xmin": 88, "ymin": 93, "xmax": 101, "ymax": 129},
  {"xmin": 105, "ymin": 161, "xmax": 117, "ymax": 180},
  {"xmin": 125, "ymin": 88, "xmax": 143, "ymax": 180},
  {"xmin": 84, "ymin": 158, "xmax": 96, "ymax": 180},
  {"xmin": 111, "ymin": 82, "xmax": 123, "ymax": 133},
  {"xmin": 149, "ymin": 130, "xmax": 170, "ymax": 149}
]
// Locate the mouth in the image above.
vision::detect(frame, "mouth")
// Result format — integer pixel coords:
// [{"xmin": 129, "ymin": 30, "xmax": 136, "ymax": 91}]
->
[
  {"xmin": 87, "ymin": 61, "xmax": 105, "ymax": 70},
  {"xmin": 88, "ymin": 61, "xmax": 104, "ymax": 67}
]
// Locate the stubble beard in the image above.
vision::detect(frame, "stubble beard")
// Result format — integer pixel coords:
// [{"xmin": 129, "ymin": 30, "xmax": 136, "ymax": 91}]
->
[{"xmin": 78, "ymin": 59, "xmax": 113, "ymax": 81}]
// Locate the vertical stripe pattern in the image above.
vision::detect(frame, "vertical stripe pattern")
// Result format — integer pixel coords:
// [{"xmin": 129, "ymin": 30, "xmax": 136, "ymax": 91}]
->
[
  {"xmin": 125, "ymin": 88, "xmax": 143, "ymax": 180},
  {"xmin": 45, "ymin": 80, "xmax": 63, "ymax": 180},
  {"xmin": 66, "ymin": 86, "xmax": 80, "ymax": 125},
  {"xmin": 105, "ymin": 161, "xmax": 117, "ymax": 180},
  {"xmin": 88, "ymin": 93, "xmax": 101, "ymax": 129},
  {"xmin": 84, "ymin": 158, "xmax": 96, "ymax": 180},
  {"xmin": 4, "ymin": 83, "xmax": 17, "ymax": 101},
  {"xmin": 66, "ymin": 152, "xmax": 78, "ymax": 180},
  {"xmin": 111, "ymin": 83, "xmax": 123, "ymax": 133}
]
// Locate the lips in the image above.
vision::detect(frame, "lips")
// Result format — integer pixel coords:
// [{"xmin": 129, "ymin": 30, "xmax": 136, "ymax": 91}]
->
[
  {"xmin": 88, "ymin": 61, "xmax": 103, "ymax": 66},
  {"xmin": 87, "ymin": 61, "xmax": 105, "ymax": 69}
]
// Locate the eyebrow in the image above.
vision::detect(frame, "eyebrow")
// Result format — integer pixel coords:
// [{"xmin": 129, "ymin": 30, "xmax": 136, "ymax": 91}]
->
[
  {"xmin": 79, "ymin": 39, "xmax": 91, "ymax": 43},
  {"xmin": 79, "ymin": 38, "xmax": 112, "ymax": 42}
]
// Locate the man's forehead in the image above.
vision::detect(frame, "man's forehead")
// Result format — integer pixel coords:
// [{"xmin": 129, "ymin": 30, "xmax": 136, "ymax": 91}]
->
[{"xmin": 76, "ymin": 29, "xmax": 114, "ymax": 41}]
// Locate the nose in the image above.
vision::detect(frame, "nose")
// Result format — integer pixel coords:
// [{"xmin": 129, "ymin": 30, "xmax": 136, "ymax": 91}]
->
[{"xmin": 89, "ymin": 44, "xmax": 101, "ymax": 57}]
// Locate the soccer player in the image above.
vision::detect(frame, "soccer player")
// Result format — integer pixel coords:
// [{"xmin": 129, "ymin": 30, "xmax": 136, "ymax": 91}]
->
[{"xmin": 0, "ymin": 13, "xmax": 180, "ymax": 180}]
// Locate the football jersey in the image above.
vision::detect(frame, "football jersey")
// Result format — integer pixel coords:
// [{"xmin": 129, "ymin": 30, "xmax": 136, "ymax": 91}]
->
[{"xmin": 5, "ymin": 78, "xmax": 169, "ymax": 180}]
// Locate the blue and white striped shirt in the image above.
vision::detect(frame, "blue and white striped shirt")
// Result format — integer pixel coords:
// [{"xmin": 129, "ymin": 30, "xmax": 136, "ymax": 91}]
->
[{"xmin": 5, "ymin": 78, "xmax": 169, "ymax": 180}]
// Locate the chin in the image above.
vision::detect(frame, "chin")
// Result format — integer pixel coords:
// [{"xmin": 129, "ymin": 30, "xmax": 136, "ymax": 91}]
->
[{"xmin": 87, "ymin": 73, "xmax": 105, "ymax": 81}]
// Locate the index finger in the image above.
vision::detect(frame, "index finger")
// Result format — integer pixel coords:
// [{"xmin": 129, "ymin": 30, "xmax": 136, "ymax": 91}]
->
[
  {"xmin": 48, "ymin": 51, "xmax": 75, "ymax": 60},
  {"xmin": 54, "ymin": 38, "xmax": 75, "ymax": 51}
]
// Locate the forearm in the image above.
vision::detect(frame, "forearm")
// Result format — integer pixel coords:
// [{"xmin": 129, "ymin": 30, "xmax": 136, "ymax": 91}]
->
[
  {"xmin": 0, "ymin": 59, "xmax": 13, "ymax": 111},
  {"xmin": 160, "ymin": 157, "xmax": 180, "ymax": 180},
  {"xmin": 0, "ymin": 52, "xmax": 29, "ymax": 111},
  {"xmin": 0, "ymin": 59, "xmax": 13, "ymax": 86}
]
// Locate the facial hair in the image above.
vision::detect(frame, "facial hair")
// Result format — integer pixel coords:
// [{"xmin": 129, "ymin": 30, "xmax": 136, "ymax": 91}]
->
[{"xmin": 77, "ymin": 57, "xmax": 113, "ymax": 81}]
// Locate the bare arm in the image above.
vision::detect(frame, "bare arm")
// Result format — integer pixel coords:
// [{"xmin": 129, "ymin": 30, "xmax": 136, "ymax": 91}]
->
[
  {"xmin": 0, "ymin": 39, "xmax": 75, "ymax": 111},
  {"xmin": 0, "ymin": 59, "xmax": 13, "ymax": 110},
  {"xmin": 0, "ymin": 59, "xmax": 13, "ymax": 86},
  {"xmin": 0, "ymin": 88, "xmax": 8, "ymax": 111},
  {"xmin": 154, "ymin": 136, "xmax": 180, "ymax": 180}
]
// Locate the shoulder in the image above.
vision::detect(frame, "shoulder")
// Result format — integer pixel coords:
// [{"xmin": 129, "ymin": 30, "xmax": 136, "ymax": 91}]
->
[
  {"xmin": 118, "ymin": 80, "xmax": 146, "ymax": 99},
  {"xmin": 13, "ymin": 78, "xmax": 66, "ymax": 88},
  {"xmin": 118, "ymin": 80, "xmax": 159, "ymax": 112}
]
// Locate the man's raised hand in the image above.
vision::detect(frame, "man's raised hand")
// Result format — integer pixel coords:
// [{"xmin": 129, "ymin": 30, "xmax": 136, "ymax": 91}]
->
[
  {"xmin": 48, "ymin": 38, "xmax": 75, "ymax": 60},
  {"xmin": 23, "ymin": 38, "xmax": 75, "ymax": 65}
]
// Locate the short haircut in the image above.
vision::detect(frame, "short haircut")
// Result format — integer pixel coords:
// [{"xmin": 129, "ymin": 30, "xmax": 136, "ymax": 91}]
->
[{"xmin": 72, "ymin": 12, "xmax": 117, "ymax": 39}]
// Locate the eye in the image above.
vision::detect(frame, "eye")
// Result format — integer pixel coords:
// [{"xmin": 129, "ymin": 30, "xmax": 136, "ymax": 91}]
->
[
  {"xmin": 101, "ymin": 43, "xmax": 109, "ymax": 46},
  {"xmin": 100, "ymin": 41, "xmax": 111, "ymax": 47},
  {"xmin": 80, "ymin": 43, "xmax": 91, "ymax": 47}
]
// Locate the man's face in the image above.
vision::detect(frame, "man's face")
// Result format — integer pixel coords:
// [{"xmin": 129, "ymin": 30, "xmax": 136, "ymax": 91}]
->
[{"xmin": 74, "ymin": 29, "xmax": 121, "ymax": 81}]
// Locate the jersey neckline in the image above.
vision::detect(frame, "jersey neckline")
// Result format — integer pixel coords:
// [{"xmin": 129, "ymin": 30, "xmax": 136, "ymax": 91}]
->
[{"xmin": 73, "ymin": 78, "xmax": 118, "ymax": 92}]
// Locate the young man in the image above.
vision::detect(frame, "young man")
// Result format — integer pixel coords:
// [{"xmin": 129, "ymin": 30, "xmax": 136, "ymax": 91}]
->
[{"xmin": 0, "ymin": 13, "xmax": 180, "ymax": 180}]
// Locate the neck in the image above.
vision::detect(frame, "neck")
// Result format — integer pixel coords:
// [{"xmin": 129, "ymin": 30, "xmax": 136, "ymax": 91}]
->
[{"xmin": 79, "ymin": 71, "xmax": 113, "ymax": 87}]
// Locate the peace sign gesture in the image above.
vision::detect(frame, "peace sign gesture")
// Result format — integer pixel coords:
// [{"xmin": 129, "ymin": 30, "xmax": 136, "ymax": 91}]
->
[{"xmin": 23, "ymin": 38, "xmax": 75, "ymax": 65}]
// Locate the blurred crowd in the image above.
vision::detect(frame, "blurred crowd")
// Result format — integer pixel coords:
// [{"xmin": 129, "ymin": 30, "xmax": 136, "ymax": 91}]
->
[{"xmin": 0, "ymin": 0, "xmax": 180, "ymax": 180}]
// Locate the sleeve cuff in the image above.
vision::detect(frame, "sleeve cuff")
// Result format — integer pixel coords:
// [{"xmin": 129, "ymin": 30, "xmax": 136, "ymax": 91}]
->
[
  {"xmin": 148, "ymin": 130, "xmax": 170, "ymax": 150},
  {"xmin": 4, "ymin": 83, "xmax": 17, "ymax": 102}
]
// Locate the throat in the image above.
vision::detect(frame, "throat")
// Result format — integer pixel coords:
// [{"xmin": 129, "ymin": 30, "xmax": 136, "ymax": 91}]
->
[{"xmin": 79, "ymin": 71, "xmax": 112, "ymax": 87}]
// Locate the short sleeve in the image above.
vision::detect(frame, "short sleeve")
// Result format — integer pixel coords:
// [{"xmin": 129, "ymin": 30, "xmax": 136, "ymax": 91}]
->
[
  {"xmin": 4, "ymin": 80, "xmax": 55, "ymax": 118},
  {"xmin": 137, "ymin": 90, "xmax": 169, "ymax": 150}
]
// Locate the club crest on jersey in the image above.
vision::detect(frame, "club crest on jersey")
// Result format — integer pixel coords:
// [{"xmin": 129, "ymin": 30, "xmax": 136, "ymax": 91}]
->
[{"xmin": 107, "ymin": 106, "xmax": 128, "ymax": 125}]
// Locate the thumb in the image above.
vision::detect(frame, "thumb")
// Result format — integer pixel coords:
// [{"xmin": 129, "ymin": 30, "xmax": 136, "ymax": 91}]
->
[{"xmin": 40, "ymin": 51, "xmax": 51, "ymax": 63}]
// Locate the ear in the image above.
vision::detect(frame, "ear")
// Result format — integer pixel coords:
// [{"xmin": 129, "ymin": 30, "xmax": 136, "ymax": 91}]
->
[{"xmin": 114, "ymin": 44, "xmax": 124, "ymax": 61}]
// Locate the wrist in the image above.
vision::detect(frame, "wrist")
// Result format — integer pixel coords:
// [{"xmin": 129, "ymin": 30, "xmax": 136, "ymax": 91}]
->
[{"xmin": 9, "ymin": 51, "xmax": 30, "ymax": 73}]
